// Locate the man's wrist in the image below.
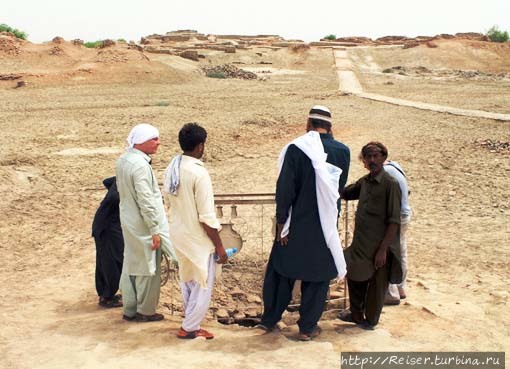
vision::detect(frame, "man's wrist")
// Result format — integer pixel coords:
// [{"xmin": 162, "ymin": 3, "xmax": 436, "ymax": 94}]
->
[{"xmin": 378, "ymin": 244, "xmax": 388, "ymax": 253}]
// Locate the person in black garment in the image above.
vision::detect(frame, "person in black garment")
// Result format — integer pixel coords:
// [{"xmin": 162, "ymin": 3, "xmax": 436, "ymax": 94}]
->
[
  {"xmin": 258, "ymin": 105, "xmax": 350, "ymax": 341},
  {"xmin": 92, "ymin": 176, "xmax": 124, "ymax": 308}
]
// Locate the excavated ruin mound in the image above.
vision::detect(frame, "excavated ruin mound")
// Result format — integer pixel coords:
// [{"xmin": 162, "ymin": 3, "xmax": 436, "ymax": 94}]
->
[
  {"xmin": 371, "ymin": 39, "xmax": 510, "ymax": 73},
  {"xmin": 0, "ymin": 35, "xmax": 198, "ymax": 87},
  {"xmin": 2, "ymin": 30, "xmax": 509, "ymax": 88}
]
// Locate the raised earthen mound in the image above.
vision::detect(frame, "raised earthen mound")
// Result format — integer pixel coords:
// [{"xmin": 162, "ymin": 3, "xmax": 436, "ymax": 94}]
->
[
  {"xmin": 382, "ymin": 65, "xmax": 510, "ymax": 80},
  {"xmin": 52, "ymin": 36, "xmax": 65, "ymax": 44},
  {"xmin": 371, "ymin": 39, "xmax": 510, "ymax": 73},
  {"xmin": 334, "ymin": 36, "xmax": 373, "ymax": 45},
  {"xmin": 0, "ymin": 33, "xmax": 24, "ymax": 55},
  {"xmin": 0, "ymin": 37, "xmax": 198, "ymax": 87}
]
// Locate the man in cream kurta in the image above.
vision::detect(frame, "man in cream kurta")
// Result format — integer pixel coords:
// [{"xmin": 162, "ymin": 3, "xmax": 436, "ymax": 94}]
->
[
  {"xmin": 116, "ymin": 123, "xmax": 175, "ymax": 322},
  {"xmin": 164, "ymin": 123, "xmax": 227, "ymax": 340}
]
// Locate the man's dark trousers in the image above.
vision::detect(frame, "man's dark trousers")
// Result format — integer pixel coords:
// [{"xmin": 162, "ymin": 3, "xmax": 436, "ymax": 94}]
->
[{"xmin": 261, "ymin": 259, "xmax": 329, "ymax": 334}]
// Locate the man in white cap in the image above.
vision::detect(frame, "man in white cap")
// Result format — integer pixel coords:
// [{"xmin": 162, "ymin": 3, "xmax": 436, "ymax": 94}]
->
[
  {"xmin": 116, "ymin": 123, "xmax": 175, "ymax": 322},
  {"xmin": 258, "ymin": 105, "xmax": 350, "ymax": 340}
]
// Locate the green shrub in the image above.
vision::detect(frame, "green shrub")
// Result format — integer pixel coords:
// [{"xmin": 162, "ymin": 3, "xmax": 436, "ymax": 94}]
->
[
  {"xmin": 324, "ymin": 34, "xmax": 337, "ymax": 41},
  {"xmin": 0, "ymin": 23, "xmax": 28, "ymax": 40},
  {"xmin": 154, "ymin": 101, "xmax": 170, "ymax": 107},
  {"xmin": 487, "ymin": 26, "xmax": 509, "ymax": 42},
  {"xmin": 206, "ymin": 72, "xmax": 227, "ymax": 79},
  {"xmin": 84, "ymin": 40, "xmax": 103, "ymax": 48},
  {"xmin": 117, "ymin": 38, "xmax": 126, "ymax": 43}
]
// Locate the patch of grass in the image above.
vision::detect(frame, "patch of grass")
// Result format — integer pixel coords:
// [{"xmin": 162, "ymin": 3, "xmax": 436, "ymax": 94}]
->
[
  {"xmin": 117, "ymin": 38, "xmax": 126, "ymax": 43},
  {"xmin": 486, "ymin": 26, "xmax": 509, "ymax": 42},
  {"xmin": 206, "ymin": 72, "xmax": 227, "ymax": 79},
  {"xmin": 84, "ymin": 40, "xmax": 103, "ymax": 48},
  {"xmin": 154, "ymin": 101, "xmax": 170, "ymax": 107},
  {"xmin": 0, "ymin": 23, "xmax": 28, "ymax": 40},
  {"xmin": 323, "ymin": 34, "xmax": 336, "ymax": 41}
]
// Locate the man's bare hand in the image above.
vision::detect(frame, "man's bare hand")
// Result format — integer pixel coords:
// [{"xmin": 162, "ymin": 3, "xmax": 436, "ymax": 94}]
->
[
  {"xmin": 151, "ymin": 234, "xmax": 161, "ymax": 250},
  {"xmin": 374, "ymin": 247, "xmax": 387, "ymax": 269},
  {"xmin": 215, "ymin": 245, "xmax": 228, "ymax": 264},
  {"xmin": 276, "ymin": 223, "xmax": 289, "ymax": 246}
]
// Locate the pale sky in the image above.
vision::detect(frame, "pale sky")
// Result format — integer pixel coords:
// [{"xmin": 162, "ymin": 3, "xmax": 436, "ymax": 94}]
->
[{"xmin": 3, "ymin": 0, "xmax": 510, "ymax": 43}]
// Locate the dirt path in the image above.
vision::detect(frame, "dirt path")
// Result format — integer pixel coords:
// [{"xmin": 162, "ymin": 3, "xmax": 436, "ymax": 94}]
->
[{"xmin": 334, "ymin": 47, "xmax": 510, "ymax": 121}]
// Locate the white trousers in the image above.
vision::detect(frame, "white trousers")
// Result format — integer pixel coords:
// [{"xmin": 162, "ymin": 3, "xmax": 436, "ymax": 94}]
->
[
  {"xmin": 387, "ymin": 213, "xmax": 411, "ymax": 301},
  {"xmin": 180, "ymin": 254, "xmax": 216, "ymax": 332}
]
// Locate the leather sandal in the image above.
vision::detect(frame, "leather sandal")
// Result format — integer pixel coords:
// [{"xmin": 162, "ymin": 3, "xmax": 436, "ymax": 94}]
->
[
  {"xmin": 298, "ymin": 326, "xmax": 322, "ymax": 341},
  {"xmin": 254, "ymin": 323, "xmax": 274, "ymax": 332},
  {"xmin": 135, "ymin": 312, "xmax": 164, "ymax": 322},
  {"xmin": 358, "ymin": 320, "xmax": 375, "ymax": 331},
  {"xmin": 99, "ymin": 296, "xmax": 123, "ymax": 308},
  {"xmin": 177, "ymin": 327, "xmax": 214, "ymax": 339},
  {"xmin": 338, "ymin": 310, "xmax": 364, "ymax": 324}
]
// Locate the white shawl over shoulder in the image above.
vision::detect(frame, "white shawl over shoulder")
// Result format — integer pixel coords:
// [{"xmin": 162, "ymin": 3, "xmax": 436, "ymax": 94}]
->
[{"xmin": 277, "ymin": 131, "xmax": 347, "ymax": 279}]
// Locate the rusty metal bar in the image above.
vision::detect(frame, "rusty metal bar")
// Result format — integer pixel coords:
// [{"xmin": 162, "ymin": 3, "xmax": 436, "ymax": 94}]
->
[
  {"xmin": 214, "ymin": 198, "xmax": 275, "ymax": 205},
  {"xmin": 214, "ymin": 193, "xmax": 275, "ymax": 198}
]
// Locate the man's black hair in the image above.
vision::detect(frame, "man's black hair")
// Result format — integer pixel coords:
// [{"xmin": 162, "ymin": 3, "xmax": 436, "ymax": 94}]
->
[
  {"xmin": 361, "ymin": 141, "xmax": 388, "ymax": 158},
  {"xmin": 179, "ymin": 123, "xmax": 207, "ymax": 151},
  {"xmin": 309, "ymin": 118, "xmax": 332, "ymax": 131}
]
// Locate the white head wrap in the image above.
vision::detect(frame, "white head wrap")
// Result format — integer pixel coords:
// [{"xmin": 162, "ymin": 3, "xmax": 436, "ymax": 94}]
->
[{"xmin": 126, "ymin": 123, "xmax": 160, "ymax": 148}]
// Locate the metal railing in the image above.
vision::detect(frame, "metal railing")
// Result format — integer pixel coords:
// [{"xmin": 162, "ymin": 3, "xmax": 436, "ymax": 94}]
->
[{"xmin": 161, "ymin": 193, "xmax": 357, "ymax": 320}]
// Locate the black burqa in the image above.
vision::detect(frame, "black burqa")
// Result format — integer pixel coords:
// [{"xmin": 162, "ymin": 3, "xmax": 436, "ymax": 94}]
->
[{"xmin": 92, "ymin": 177, "xmax": 124, "ymax": 299}]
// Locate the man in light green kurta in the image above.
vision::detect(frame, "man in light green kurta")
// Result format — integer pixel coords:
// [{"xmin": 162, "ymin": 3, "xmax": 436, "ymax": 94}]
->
[{"xmin": 116, "ymin": 123, "xmax": 176, "ymax": 322}]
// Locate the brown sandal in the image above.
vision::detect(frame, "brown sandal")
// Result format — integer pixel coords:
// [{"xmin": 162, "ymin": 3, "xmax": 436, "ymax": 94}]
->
[
  {"xmin": 99, "ymin": 296, "xmax": 123, "ymax": 308},
  {"xmin": 298, "ymin": 326, "xmax": 322, "ymax": 341},
  {"xmin": 338, "ymin": 310, "xmax": 364, "ymax": 324},
  {"xmin": 177, "ymin": 327, "xmax": 214, "ymax": 339},
  {"xmin": 135, "ymin": 313, "xmax": 164, "ymax": 322}
]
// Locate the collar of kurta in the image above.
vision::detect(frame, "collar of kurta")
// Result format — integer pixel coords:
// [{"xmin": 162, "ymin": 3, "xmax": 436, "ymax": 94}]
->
[
  {"xmin": 366, "ymin": 170, "xmax": 385, "ymax": 183},
  {"xmin": 319, "ymin": 132, "xmax": 334, "ymax": 140},
  {"xmin": 129, "ymin": 148, "xmax": 152, "ymax": 163},
  {"xmin": 181, "ymin": 154, "xmax": 204, "ymax": 166}
]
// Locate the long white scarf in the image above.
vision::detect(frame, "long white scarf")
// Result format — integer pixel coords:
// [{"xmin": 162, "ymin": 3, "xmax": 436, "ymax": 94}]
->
[{"xmin": 277, "ymin": 131, "xmax": 347, "ymax": 279}]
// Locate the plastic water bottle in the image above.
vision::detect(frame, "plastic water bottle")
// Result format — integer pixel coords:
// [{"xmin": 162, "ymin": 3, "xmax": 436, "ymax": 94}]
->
[{"xmin": 215, "ymin": 247, "xmax": 238, "ymax": 261}]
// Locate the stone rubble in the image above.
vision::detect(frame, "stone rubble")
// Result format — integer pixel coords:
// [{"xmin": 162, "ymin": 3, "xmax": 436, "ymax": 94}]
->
[{"xmin": 201, "ymin": 64, "xmax": 258, "ymax": 80}]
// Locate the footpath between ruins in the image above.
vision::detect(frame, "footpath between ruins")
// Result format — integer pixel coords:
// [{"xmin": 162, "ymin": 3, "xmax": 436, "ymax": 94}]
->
[{"xmin": 334, "ymin": 47, "xmax": 510, "ymax": 122}]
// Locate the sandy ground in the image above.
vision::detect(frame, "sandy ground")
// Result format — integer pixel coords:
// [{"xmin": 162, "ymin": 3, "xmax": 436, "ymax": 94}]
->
[
  {"xmin": 350, "ymin": 40, "xmax": 510, "ymax": 114},
  {"xmin": 1, "ymin": 40, "xmax": 509, "ymax": 369}
]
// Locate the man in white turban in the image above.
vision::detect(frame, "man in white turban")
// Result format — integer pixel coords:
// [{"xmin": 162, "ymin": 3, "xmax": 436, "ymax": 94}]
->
[{"xmin": 116, "ymin": 123, "xmax": 176, "ymax": 322}]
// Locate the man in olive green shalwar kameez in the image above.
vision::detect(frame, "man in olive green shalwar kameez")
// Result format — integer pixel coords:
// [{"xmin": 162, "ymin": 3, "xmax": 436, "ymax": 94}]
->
[
  {"xmin": 340, "ymin": 142, "xmax": 402, "ymax": 330},
  {"xmin": 116, "ymin": 123, "xmax": 176, "ymax": 322}
]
